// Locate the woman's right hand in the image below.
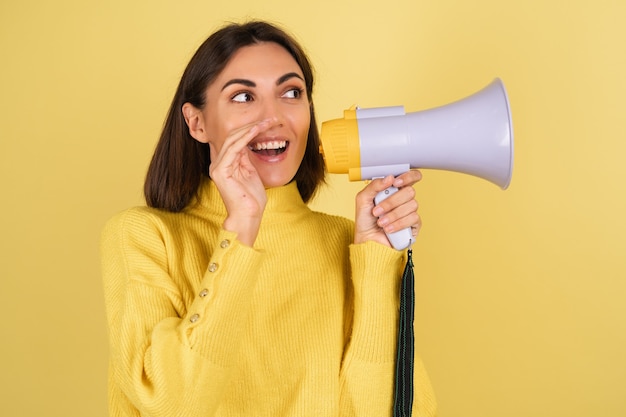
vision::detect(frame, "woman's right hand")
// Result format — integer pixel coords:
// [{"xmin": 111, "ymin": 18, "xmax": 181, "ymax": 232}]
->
[{"xmin": 208, "ymin": 118, "xmax": 278, "ymax": 247}]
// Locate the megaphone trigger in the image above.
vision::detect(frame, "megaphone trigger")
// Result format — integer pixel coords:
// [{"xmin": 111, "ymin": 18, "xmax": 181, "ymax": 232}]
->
[{"xmin": 374, "ymin": 184, "xmax": 416, "ymax": 251}]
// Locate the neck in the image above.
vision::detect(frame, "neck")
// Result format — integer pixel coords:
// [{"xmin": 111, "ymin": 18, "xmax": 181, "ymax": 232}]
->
[{"xmin": 195, "ymin": 178, "xmax": 308, "ymax": 221}]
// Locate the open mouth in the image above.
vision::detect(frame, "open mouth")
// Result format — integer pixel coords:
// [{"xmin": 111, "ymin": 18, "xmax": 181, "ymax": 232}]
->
[{"xmin": 248, "ymin": 140, "xmax": 289, "ymax": 157}]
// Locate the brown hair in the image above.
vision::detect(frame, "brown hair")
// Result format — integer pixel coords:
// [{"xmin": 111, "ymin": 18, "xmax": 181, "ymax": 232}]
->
[{"xmin": 144, "ymin": 21, "xmax": 325, "ymax": 212}]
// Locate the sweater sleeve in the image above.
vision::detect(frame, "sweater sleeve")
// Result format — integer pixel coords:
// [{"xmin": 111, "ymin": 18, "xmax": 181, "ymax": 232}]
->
[
  {"xmin": 339, "ymin": 242, "xmax": 437, "ymax": 417},
  {"xmin": 101, "ymin": 209, "xmax": 263, "ymax": 417}
]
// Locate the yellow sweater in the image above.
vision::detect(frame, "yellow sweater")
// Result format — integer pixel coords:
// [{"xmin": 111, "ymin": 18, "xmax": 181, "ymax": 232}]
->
[{"xmin": 101, "ymin": 179, "xmax": 436, "ymax": 417}]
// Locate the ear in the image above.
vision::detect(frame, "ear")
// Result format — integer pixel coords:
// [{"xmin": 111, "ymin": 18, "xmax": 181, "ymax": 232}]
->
[{"xmin": 182, "ymin": 103, "xmax": 210, "ymax": 143}]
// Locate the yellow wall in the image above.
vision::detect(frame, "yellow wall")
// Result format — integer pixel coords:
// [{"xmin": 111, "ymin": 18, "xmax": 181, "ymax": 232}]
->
[{"xmin": 1, "ymin": 0, "xmax": 625, "ymax": 416}]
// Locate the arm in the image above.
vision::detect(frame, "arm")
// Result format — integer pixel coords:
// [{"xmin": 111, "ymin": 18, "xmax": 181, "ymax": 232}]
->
[
  {"xmin": 339, "ymin": 243, "xmax": 437, "ymax": 417},
  {"xmin": 101, "ymin": 210, "xmax": 263, "ymax": 416},
  {"xmin": 338, "ymin": 242, "xmax": 404, "ymax": 416},
  {"xmin": 339, "ymin": 171, "xmax": 437, "ymax": 416}
]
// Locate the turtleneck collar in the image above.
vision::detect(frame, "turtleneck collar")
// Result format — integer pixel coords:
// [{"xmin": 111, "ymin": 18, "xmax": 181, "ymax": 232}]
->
[{"xmin": 191, "ymin": 177, "xmax": 310, "ymax": 224}]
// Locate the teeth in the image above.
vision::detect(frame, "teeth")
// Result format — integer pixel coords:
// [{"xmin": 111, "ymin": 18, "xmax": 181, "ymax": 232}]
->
[{"xmin": 249, "ymin": 141, "xmax": 287, "ymax": 151}]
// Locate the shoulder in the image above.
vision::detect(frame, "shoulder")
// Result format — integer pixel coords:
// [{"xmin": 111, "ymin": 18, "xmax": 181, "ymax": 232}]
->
[
  {"xmin": 100, "ymin": 206, "xmax": 186, "ymax": 277},
  {"xmin": 306, "ymin": 208, "xmax": 353, "ymax": 228},
  {"xmin": 306, "ymin": 210, "xmax": 355, "ymax": 245},
  {"xmin": 103, "ymin": 206, "xmax": 167, "ymax": 237},
  {"xmin": 101, "ymin": 206, "xmax": 185, "ymax": 253},
  {"xmin": 311, "ymin": 210, "xmax": 353, "ymax": 229}
]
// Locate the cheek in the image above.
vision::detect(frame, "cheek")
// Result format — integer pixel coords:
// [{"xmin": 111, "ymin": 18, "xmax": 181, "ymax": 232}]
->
[
  {"xmin": 204, "ymin": 110, "xmax": 256, "ymax": 151},
  {"xmin": 299, "ymin": 113, "xmax": 312, "ymax": 153},
  {"xmin": 290, "ymin": 107, "xmax": 311, "ymax": 140}
]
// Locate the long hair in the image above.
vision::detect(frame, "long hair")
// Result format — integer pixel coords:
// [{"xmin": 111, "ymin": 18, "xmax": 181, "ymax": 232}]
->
[{"xmin": 144, "ymin": 21, "xmax": 325, "ymax": 212}]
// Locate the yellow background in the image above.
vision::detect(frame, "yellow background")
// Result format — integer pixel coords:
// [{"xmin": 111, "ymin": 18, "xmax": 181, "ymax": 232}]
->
[{"xmin": 1, "ymin": 0, "xmax": 625, "ymax": 416}]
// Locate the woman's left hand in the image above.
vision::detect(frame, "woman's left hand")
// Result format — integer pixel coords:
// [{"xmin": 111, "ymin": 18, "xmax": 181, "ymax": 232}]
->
[{"xmin": 353, "ymin": 171, "xmax": 423, "ymax": 247}]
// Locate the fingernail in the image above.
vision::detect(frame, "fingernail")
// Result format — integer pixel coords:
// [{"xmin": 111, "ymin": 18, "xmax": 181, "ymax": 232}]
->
[{"xmin": 373, "ymin": 207, "xmax": 384, "ymax": 217}]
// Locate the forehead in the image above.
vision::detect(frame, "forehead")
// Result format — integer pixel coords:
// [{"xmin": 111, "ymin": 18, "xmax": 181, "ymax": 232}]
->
[{"xmin": 217, "ymin": 42, "xmax": 303, "ymax": 81}]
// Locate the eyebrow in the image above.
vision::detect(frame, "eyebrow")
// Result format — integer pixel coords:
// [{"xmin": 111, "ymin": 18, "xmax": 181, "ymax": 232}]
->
[
  {"xmin": 277, "ymin": 72, "xmax": 305, "ymax": 85},
  {"xmin": 221, "ymin": 72, "xmax": 305, "ymax": 91}
]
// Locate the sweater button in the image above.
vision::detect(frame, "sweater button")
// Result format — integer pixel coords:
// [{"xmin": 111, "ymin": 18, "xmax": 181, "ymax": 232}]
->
[
  {"xmin": 199, "ymin": 288, "xmax": 209, "ymax": 298},
  {"xmin": 220, "ymin": 239, "xmax": 230, "ymax": 249},
  {"xmin": 208, "ymin": 262, "xmax": 218, "ymax": 273},
  {"xmin": 190, "ymin": 314, "xmax": 200, "ymax": 323}
]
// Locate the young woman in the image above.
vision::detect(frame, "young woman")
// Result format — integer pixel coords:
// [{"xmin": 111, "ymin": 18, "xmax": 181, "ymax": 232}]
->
[{"xmin": 101, "ymin": 21, "xmax": 436, "ymax": 417}]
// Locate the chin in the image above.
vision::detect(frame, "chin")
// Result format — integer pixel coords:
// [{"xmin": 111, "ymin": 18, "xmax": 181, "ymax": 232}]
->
[
  {"xmin": 259, "ymin": 171, "xmax": 298, "ymax": 189},
  {"xmin": 256, "ymin": 164, "xmax": 299, "ymax": 189},
  {"xmin": 261, "ymin": 177, "xmax": 292, "ymax": 189}
]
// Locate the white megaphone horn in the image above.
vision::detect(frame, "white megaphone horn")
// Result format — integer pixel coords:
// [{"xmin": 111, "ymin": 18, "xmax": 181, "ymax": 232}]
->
[{"xmin": 319, "ymin": 78, "xmax": 514, "ymax": 250}]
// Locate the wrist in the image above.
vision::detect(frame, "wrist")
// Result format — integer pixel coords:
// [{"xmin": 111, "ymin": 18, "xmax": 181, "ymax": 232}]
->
[{"xmin": 223, "ymin": 215, "xmax": 261, "ymax": 247}]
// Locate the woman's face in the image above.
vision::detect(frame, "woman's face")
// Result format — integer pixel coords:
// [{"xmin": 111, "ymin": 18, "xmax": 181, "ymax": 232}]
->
[{"xmin": 191, "ymin": 42, "xmax": 311, "ymax": 189}]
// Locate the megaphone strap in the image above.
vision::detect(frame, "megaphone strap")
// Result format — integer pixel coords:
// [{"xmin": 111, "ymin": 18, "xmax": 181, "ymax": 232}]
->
[{"xmin": 393, "ymin": 248, "xmax": 415, "ymax": 416}]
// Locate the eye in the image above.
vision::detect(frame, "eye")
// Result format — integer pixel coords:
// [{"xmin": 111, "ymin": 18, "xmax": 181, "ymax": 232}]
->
[
  {"xmin": 282, "ymin": 88, "xmax": 304, "ymax": 99},
  {"xmin": 231, "ymin": 91, "xmax": 253, "ymax": 103}
]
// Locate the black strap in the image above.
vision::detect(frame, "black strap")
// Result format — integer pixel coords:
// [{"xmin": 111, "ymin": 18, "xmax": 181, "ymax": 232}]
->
[{"xmin": 393, "ymin": 248, "xmax": 415, "ymax": 417}]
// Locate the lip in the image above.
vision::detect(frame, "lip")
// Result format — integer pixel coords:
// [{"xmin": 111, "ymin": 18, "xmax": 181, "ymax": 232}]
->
[
  {"xmin": 248, "ymin": 139, "xmax": 288, "ymax": 151},
  {"xmin": 247, "ymin": 138, "xmax": 290, "ymax": 163}
]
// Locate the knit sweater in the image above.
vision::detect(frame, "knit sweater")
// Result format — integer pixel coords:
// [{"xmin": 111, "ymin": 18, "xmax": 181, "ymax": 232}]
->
[{"xmin": 101, "ymin": 179, "xmax": 437, "ymax": 417}]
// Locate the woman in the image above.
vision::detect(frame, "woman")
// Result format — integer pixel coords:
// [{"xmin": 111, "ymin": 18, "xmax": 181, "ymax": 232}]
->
[{"xmin": 101, "ymin": 20, "xmax": 436, "ymax": 417}]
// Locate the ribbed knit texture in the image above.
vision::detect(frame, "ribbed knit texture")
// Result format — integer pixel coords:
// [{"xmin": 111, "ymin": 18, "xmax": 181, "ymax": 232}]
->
[{"xmin": 101, "ymin": 178, "xmax": 437, "ymax": 417}]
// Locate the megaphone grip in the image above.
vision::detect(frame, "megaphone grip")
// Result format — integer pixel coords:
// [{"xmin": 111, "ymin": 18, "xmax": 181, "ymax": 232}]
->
[{"xmin": 374, "ymin": 186, "xmax": 415, "ymax": 251}]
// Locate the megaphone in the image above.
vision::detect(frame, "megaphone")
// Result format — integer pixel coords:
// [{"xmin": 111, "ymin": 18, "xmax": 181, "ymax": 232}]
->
[{"xmin": 319, "ymin": 78, "xmax": 514, "ymax": 250}]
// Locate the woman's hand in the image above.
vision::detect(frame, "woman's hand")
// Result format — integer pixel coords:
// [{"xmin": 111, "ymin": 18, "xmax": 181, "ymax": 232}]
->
[
  {"xmin": 208, "ymin": 118, "xmax": 278, "ymax": 247},
  {"xmin": 354, "ymin": 171, "xmax": 423, "ymax": 247}
]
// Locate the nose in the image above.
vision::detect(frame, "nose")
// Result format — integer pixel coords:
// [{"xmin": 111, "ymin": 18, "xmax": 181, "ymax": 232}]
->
[{"xmin": 259, "ymin": 99, "xmax": 285, "ymax": 127}]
